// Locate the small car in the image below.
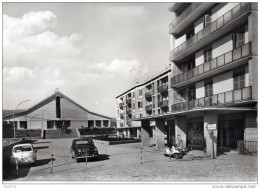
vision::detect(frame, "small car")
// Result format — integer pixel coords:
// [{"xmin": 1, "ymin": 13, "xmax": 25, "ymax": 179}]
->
[
  {"xmin": 70, "ymin": 138, "xmax": 98, "ymax": 162},
  {"xmin": 10, "ymin": 143, "xmax": 37, "ymax": 165}
]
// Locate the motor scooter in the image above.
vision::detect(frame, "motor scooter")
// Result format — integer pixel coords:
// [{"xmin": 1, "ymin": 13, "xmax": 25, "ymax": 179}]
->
[{"xmin": 163, "ymin": 144, "xmax": 186, "ymax": 159}]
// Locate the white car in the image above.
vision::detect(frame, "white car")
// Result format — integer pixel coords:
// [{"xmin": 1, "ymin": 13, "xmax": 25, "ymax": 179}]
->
[{"xmin": 10, "ymin": 143, "xmax": 37, "ymax": 165}]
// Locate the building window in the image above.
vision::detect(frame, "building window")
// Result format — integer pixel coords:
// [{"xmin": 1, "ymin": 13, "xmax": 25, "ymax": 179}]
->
[
  {"xmin": 204, "ymin": 14, "xmax": 211, "ymax": 28},
  {"xmin": 88, "ymin": 121, "xmax": 94, "ymax": 128},
  {"xmin": 47, "ymin": 121, "xmax": 55, "ymax": 129},
  {"xmin": 139, "ymin": 89, "xmax": 142, "ymax": 97},
  {"xmin": 138, "ymin": 102, "xmax": 143, "ymax": 110},
  {"xmin": 204, "ymin": 49, "xmax": 212, "ymax": 63},
  {"xmin": 56, "ymin": 97, "xmax": 61, "ymax": 118},
  {"xmin": 20, "ymin": 121, "xmax": 27, "ymax": 129},
  {"xmin": 96, "ymin": 120, "xmax": 101, "ymax": 127},
  {"xmin": 205, "ymin": 80, "xmax": 213, "ymax": 97},
  {"xmin": 103, "ymin": 120, "xmax": 109, "ymax": 127},
  {"xmin": 233, "ymin": 26, "xmax": 247, "ymax": 48},
  {"xmin": 186, "ymin": 29, "xmax": 194, "ymax": 40},
  {"xmin": 233, "ymin": 67, "xmax": 245, "ymax": 90}
]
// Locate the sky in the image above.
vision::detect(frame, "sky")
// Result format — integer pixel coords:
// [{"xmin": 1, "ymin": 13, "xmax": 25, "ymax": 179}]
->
[{"xmin": 3, "ymin": 2, "xmax": 173, "ymax": 117}]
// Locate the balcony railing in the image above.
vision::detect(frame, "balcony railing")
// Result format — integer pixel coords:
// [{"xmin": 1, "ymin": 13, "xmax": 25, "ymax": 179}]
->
[
  {"xmin": 171, "ymin": 42, "xmax": 252, "ymax": 86},
  {"xmin": 145, "ymin": 91, "xmax": 153, "ymax": 99},
  {"xmin": 145, "ymin": 104, "xmax": 153, "ymax": 112},
  {"xmin": 170, "ymin": 3, "xmax": 252, "ymax": 60},
  {"xmin": 159, "ymin": 100, "xmax": 169, "ymax": 108},
  {"xmin": 119, "ymin": 102, "xmax": 123, "ymax": 109},
  {"xmin": 169, "ymin": 3, "xmax": 203, "ymax": 33},
  {"xmin": 171, "ymin": 86, "xmax": 252, "ymax": 112},
  {"xmin": 126, "ymin": 109, "xmax": 132, "ymax": 115},
  {"xmin": 158, "ymin": 85, "xmax": 168, "ymax": 93},
  {"xmin": 126, "ymin": 120, "xmax": 132, "ymax": 126},
  {"xmin": 126, "ymin": 99, "xmax": 131, "ymax": 105}
]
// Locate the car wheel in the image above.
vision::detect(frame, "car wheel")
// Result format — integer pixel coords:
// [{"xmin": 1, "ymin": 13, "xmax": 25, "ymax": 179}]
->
[{"xmin": 173, "ymin": 153, "xmax": 182, "ymax": 159}]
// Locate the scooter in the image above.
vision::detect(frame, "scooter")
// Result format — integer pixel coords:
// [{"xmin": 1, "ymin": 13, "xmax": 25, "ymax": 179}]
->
[{"xmin": 163, "ymin": 144, "xmax": 186, "ymax": 159}]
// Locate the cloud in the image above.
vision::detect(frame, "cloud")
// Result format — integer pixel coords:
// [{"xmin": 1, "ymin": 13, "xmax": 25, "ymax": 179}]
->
[
  {"xmin": 3, "ymin": 10, "xmax": 148, "ymax": 117},
  {"xmin": 107, "ymin": 5, "xmax": 149, "ymax": 15}
]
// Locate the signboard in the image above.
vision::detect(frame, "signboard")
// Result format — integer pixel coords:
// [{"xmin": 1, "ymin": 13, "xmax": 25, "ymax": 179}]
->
[{"xmin": 207, "ymin": 124, "xmax": 217, "ymax": 130}]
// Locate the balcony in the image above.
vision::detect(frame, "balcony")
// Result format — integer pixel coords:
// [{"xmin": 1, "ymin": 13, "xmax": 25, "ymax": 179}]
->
[
  {"xmin": 171, "ymin": 86, "xmax": 252, "ymax": 113},
  {"xmin": 169, "ymin": 3, "xmax": 217, "ymax": 35},
  {"xmin": 119, "ymin": 102, "xmax": 123, "ymax": 109},
  {"xmin": 145, "ymin": 104, "xmax": 153, "ymax": 112},
  {"xmin": 126, "ymin": 98, "xmax": 131, "ymax": 105},
  {"xmin": 171, "ymin": 42, "xmax": 252, "ymax": 87},
  {"xmin": 120, "ymin": 122, "xmax": 124, "ymax": 127},
  {"xmin": 126, "ymin": 108, "xmax": 132, "ymax": 115},
  {"xmin": 170, "ymin": 3, "xmax": 252, "ymax": 61},
  {"xmin": 120, "ymin": 113, "xmax": 124, "ymax": 118},
  {"xmin": 126, "ymin": 120, "xmax": 132, "ymax": 126},
  {"xmin": 159, "ymin": 100, "xmax": 169, "ymax": 108},
  {"xmin": 158, "ymin": 85, "xmax": 168, "ymax": 94},
  {"xmin": 145, "ymin": 91, "xmax": 153, "ymax": 99}
]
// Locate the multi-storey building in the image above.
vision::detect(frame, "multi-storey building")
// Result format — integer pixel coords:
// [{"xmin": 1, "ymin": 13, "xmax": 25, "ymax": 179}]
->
[
  {"xmin": 115, "ymin": 68, "xmax": 172, "ymax": 143},
  {"xmin": 121, "ymin": 2, "xmax": 257, "ymax": 157}
]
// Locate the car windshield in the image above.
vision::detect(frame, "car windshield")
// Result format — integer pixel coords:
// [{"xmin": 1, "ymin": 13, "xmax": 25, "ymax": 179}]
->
[
  {"xmin": 13, "ymin": 145, "xmax": 32, "ymax": 152},
  {"xmin": 75, "ymin": 140, "xmax": 93, "ymax": 145}
]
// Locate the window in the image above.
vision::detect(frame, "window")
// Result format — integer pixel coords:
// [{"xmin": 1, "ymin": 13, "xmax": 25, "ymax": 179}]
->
[
  {"xmin": 187, "ymin": 61, "xmax": 195, "ymax": 71},
  {"xmin": 205, "ymin": 81, "xmax": 213, "ymax": 97},
  {"xmin": 204, "ymin": 49, "xmax": 212, "ymax": 63},
  {"xmin": 138, "ymin": 102, "xmax": 143, "ymax": 110},
  {"xmin": 204, "ymin": 14, "xmax": 211, "ymax": 28},
  {"xmin": 20, "ymin": 121, "xmax": 27, "ymax": 129},
  {"xmin": 233, "ymin": 68, "xmax": 245, "ymax": 90},
  {"xmin": 139, "ymin": 89, "xmax": 142, "ymax": 97},
  {"xmin": 133, "ymin": 103, "xmax": 135, "ymax": 110},
  {"xmin": 56, "ymin": 97, "xmax": 61, "ymax": 118},
  {"xmin": 186, "ymin": 29, "xmax": 194, "ymax": 40},
  {"xmin": 233, "ymin": 26, "xmax": 246, "ymax": 48}
]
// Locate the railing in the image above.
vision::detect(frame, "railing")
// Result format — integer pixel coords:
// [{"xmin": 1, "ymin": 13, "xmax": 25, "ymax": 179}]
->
[
  {"xmin": 120, "ymin": 122, "xmax": 124, "ymax": 127},
  {"xmin": 171, "ymin": 42, "xmax": 252, "ymax": 86},
  {"xmin": 158, "ymin": 85, "xmax": 168, "ymax": 93},
  {"xmin": 145, "ymin": 104, "xmax": 153, "ymax": 112},
  {"xmin": 170, "ymin": 3, "xmax": 252, "ymax": 60},
  {"xmin": 119, "ymin": 102, "xmax": 123, "ymax": 109},
  {"xmin": 171, "ymin": 86, "xmax": 252, "ymax": 112},
  {"xmin": 169, "ymin": 3, "xmax": 203, "ymax": 33},
  {"xmin": 126, "ymin": 109, "xmax": 132, "ymax": 115},
  {"xmin": 159, "ymin": 100, "xmax": 169, "ymax": 108},
  {"xmin": 145, "ymin": 91, "xmax": 153, "ymax": 99},
  {"xmin": 126, "ymin": 120, "xmax": 132, "ymax": 126},
  {"xmin": 237, "ymin": 140, "xmax": 257, "ymax": 155},
  {"xmin": 126, "ymin": 99, "xmax": 131, "ymax": 105}
]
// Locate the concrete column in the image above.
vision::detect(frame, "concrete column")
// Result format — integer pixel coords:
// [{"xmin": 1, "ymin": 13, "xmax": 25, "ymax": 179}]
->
[
  {"xmin": 17, "ymin": 121, "xmax": 20, "ymax": 129},
  {"xmin": 141, "ymin": 120, "xmax": 150, "ymax": 148},
  {"xmin": 108, "ymin": 120, "xmax": 111, "ymax": 127},
  {"xmin": 137, "ymin": 127, "xmax": 141, "ymax": 139},
  {"xmin": 155, "ymin": 119, "xmax": 166, "ymax": 150},
  {"xmin": 93, "ymin": 120, "xmax": 96, "ymax": 128},
  {"xmin": 175, "ymin": 115, "xmax": 187, "ymax": 148},
  {"xmin": 204, "ymin": 112, "xmax": 218, "ymax": 157},
  {"xmin": 167, "ymin": 120, "xmax": 175, "ymax": 145},
  {"xmin": 244, "ymin": 111, "xmax": 257, "ymax": 141}
]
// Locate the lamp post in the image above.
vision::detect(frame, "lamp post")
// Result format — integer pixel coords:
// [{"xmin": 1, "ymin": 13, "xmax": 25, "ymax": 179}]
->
[
  {"xmin": 30, "ymin": 114, "xmax": 39, "ymax": 141},
  {"xmin": 13, "ymin": 99, "xmax": 30, "ymax": 138},
  {"xmin": 41, "ymin": 109, "xmax": 48, "ymax": 138}
]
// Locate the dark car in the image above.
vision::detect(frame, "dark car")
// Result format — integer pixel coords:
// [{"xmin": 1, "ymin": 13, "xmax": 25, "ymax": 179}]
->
[{"xmin": 70, "ymin": 138, "xmax": 98, "ymax": 162}]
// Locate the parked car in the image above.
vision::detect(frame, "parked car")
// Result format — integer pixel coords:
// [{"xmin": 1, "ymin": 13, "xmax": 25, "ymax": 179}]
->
[
  {"xmin": 10, "ymin": 143, "xmax": 37, "ymax": 165},
  {"xmin": 70, "ymin": 138, "xmax": 99, "ymax": 162}
]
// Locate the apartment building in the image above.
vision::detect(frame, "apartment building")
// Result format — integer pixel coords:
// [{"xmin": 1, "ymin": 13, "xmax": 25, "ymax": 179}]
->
[
  {"xmin": 131, "ymin": 2, "xmax": 257, "ymax": 157},
  {"xmin": 115, "ymin": 68, "xmax": 172, "ymax": 143}
]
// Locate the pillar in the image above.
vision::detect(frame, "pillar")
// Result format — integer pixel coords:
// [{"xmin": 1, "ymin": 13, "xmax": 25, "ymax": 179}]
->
[
  {"xmin": 141, "ymin": 120, "xmax": 150, "ymax": 148},
  {"xmin": 244, "ymin": 111, "xmax": 257, "ymax": 141},
  {"xmin": 17, "ymin": 121, "xmax": 20, "ymax": 129},
  {"xmin": 167, "ymin": 120, "xmax": 175, "ymax": 146},
  {"xmin": 93, "ymin": 120, "xmax": 96, "ymax": 128},
  {"xmin": 204, "ymin": 112, "xmax": 218, "ymax": 157},
  {"xmin": 175, "ymin": 115, "xmax": 187, "ymax": 148},
  {"xmin": 155, "ymin": 118, "xmax": 166, "ymax": 150}
]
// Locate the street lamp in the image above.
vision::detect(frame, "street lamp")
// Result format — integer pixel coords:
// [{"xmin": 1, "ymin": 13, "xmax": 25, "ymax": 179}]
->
[
  {"xmin": 30, "ymin": 114, "xmax": 39, "ymax": 141},
  {"xmin": 13, "ymin": 99, "xmax": 30, "ymax": 138},
  {"xmin": 41, "ymin": 109, "xmax": 48, "ymax": 138}
]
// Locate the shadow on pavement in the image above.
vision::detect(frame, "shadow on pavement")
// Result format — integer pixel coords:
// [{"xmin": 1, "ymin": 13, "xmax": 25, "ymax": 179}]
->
[
  {"xmin": 34, "ymin": 146, "xmax": 49, "ymax": 150},
  {"xmin": 33, "ymin": 141, "xmax": 51, "ymax": 144},
  {"xmin": 3, "ymin": 158, "xmax": 52, "ymax": 181},
  {"xmin": 76, "ymin": 154, "xmax": 110, "ymax": 163}
]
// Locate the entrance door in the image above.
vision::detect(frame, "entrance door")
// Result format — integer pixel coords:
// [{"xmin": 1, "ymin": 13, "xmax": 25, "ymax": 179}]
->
[{"xmin": 218, "ymin": 120, "xmax": 244, "ymax": 148}]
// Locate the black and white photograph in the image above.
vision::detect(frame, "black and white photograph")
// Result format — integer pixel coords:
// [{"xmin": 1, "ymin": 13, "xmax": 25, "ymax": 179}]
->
[{"xmin": 2, "ymin": 1, "xmax": 258, "ymax": 186}]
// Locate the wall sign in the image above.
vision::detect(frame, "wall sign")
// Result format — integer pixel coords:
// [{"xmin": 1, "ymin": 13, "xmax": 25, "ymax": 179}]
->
[{"xmin": 207, "ymin": 123, "xmax": 217, "ymax": 130}]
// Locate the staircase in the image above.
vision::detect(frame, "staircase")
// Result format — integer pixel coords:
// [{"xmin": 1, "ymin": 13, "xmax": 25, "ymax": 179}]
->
[{"xmin": 44, "ymin": 129, "xmax": 78, "ymax": 139}]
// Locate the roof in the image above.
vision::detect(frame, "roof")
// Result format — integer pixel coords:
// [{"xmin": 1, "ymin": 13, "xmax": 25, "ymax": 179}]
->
[
  {"xmin": 116, "ymin": 68, "xmax": 171, "ymax": 98},
  {"xmin": 3, "ymin": 91, "xmax": 112, "ymax": 120}
]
